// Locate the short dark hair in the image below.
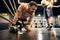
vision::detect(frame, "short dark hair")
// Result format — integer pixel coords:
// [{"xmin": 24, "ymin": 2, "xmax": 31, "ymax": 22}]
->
[{"xmin": 29, "ymin": 1, "xmax": 37, "ymax": 7}]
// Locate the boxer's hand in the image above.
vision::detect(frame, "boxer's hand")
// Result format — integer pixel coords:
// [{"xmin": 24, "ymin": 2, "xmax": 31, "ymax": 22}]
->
[
  {"xmin": 13, "ymin": 22, "xmax": 16, "ymax": 24},
  {"xmin": 12, "ymin": 22, "xmax": 16, "ymax": 26},
  {"xmin": 41, "ymin": 1, "xmax": 46, "ymax": 7},
  {"xmin": 12, "ymin": 20, "xmax": 16, "ymax": 26},
  {"xmin": 47, "ymin": 5, "xmax": 52, "ymax": 10}
]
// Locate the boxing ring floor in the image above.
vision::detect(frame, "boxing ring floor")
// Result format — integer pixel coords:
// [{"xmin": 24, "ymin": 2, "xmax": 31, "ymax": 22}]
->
[{"xmin": 0, "ymin": 28, "xmax": 60, "ymax": 40}]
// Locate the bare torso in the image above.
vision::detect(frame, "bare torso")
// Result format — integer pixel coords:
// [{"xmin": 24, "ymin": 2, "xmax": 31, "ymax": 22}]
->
[
  {"xmin": 19, "ymin": 9, "xmax": 32, "ymax": 18},
  {"xmin": 18, "ymin": 3, "xmax": 33, "ymax": 19},
  {"xmin": 13, "ymin": 3, "xmax": 34, "ymax": 24}
]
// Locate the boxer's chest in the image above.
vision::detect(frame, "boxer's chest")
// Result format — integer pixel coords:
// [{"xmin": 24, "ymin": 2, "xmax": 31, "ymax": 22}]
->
[{"xmin": 20, "ymin": 9, "xmax": 32, "ymax": 18}]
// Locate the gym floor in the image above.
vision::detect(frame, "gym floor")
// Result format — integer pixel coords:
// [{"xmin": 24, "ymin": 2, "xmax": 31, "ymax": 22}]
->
[
  {"xmin": 0, "ymin": 0, "xmax": 60, "ymax": 40},
  {"xmin": 0, "ymin": 28, "xmax": 60, "ymax": 40}
]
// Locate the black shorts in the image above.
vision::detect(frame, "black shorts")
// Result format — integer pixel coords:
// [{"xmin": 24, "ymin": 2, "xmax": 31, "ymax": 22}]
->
[{"xmin": 16, "ymin": 18, "xmax": 27, "ymax": 25}]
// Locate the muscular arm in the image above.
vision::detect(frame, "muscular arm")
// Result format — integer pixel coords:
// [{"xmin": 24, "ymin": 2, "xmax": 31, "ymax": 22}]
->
[
  {"xmin": 13, "ymin": 4, "xmax": 24, "ymax": 24},
  {"xmin": 41, "ymin": 0, "xmax": 46, "ymax": 7},
  {"xmin": 47, "ymin": 0, "xmax": 54, "ymax": 9},
  {"xmin": 24, "ymin": 13, "xmax": 35, "ymax": 25}
]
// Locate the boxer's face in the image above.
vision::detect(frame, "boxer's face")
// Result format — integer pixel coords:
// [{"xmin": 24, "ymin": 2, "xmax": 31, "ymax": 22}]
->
[{"xmin": 29, "ymin": 5, "xmax": 37, "ymax": 13}]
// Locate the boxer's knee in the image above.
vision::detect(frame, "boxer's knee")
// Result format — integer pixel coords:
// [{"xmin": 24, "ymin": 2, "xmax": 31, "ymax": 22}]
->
[{"xmin": 24, "ymin": 24, "xmax": 31, "ymax": 32}]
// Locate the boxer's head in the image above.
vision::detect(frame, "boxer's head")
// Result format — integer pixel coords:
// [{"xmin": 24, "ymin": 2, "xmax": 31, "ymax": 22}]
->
[{"xmin": 29, "ymin": 1, "xmax": 37, "ymax": 13}]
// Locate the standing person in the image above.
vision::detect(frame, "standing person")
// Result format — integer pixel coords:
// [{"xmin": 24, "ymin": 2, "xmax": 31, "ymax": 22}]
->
[
  {"xmin": 41, "ymin": 0, "xmax": 54, "ymax": 30},
  {"xmin": 13, "ymin": 1, "xmax": 37, "ymax": 32}
]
